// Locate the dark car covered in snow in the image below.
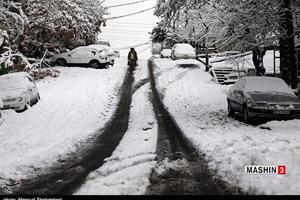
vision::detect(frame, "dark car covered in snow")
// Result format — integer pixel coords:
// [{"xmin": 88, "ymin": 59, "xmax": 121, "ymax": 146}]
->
[{"xmin": 227, "ymin": 76, "xmax": 300, "ymax": 123}]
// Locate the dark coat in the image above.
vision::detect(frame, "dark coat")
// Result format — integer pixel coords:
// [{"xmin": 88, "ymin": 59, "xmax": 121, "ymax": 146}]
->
[{"xmin": 128, "ymin": 50, "xmax": 138, "ymax": 60}]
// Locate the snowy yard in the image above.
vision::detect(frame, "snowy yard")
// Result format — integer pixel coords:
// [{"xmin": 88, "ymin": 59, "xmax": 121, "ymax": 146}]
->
[
  {"xmin": 153, "ymin": 58, "xmax": 300, "ymax": 195},
  {"xmin": 0, "ymin": 58, "xmax": 127, "ymax": 182}
]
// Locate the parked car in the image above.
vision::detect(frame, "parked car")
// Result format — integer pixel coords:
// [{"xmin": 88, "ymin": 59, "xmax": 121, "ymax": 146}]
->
[
  {"xmin": 160, "ymin": 49, "xmax": 172, "ymax": 58},
  {"xmin": 51, "ymin": 46, "xmax": 108, "ymax": 68},
  {"xmin": 0, "ymin": 98, "xmax": 3, "ymax": 125},
  {"xmin": 107, "ymin": 48, "xmax": 116, "ymax": 66},
  {"xmin": 0, "ymin": 72, "xmax": 40, "ymax": 112},
  {"xmin": 171, "ymin": 43, "xmax": 196, "ymax": 60},
  {"xmin": 89, "ymin": 44, "xmax": 116, "ymax": 66},
  {"xmin": 227, "ymin": 76, "xmax": 300, "ymax": 123},
  {"xmin": 224, "ymin": 68, "xmax": 256, "ymax": 85},
  {"xmin": 97, "ymin": 41, "xmax": 111, "ymax": 47}
]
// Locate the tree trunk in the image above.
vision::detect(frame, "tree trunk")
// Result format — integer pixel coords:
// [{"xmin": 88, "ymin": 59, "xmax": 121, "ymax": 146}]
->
[
  {"xmin": 252, "ymin": 47, "xmax": 266, "ymax": 76},
  {"xmin": 279, "ymin": 0, "xmax": 297, "ymax": 89}
]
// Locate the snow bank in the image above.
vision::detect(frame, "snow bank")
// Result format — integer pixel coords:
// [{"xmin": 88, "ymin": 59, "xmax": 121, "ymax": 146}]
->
[
  {"xmin": 153, "ymin": 58, "xmax": 300, "ymax": 195},
  {"xmin": 0, "ymin": 58, "xmax": 127, "ymax": 180}
]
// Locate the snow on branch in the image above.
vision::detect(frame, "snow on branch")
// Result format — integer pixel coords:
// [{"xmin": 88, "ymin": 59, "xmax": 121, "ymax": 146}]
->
[{"xmin": 153, "ymin": 0, "xmax": 298, "ymax": 52}]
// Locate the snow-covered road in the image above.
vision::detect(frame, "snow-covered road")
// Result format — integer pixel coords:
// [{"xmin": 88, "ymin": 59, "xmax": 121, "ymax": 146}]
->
[
  {"xmin": 0, "ymin": 59, "xmax": 127, "ymax": 183},
  {"xmin": 153, "ymin": 58, "xmax": 300, "ymax": 195},
  {"xmin": 76, "ymin": 60, "xmax": 158, "ymax": 195},
  {"xmin": 1, "ymin": 57, "xmax": 299, "ymax": 195}
]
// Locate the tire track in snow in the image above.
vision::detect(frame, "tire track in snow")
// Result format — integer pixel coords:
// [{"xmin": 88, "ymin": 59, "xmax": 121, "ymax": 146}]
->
[
  {"xmin": 3, "ymin": 67, "xmax": 134, "ymax": 195},
  {"xmin": 147, "ymin": 60, "xmax": 244, "ymax": 195},
  {"xmin": 76, "ymin": 61, "xmax": 158, "ymax": 195}
]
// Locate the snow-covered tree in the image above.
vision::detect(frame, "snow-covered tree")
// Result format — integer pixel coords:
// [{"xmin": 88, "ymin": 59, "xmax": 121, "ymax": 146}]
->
[
  {"xmin": 154, "ymin": 0, "xmax": 300, "ymax": 87},
  {"xmin": 0, "ymin": 0, "xmax": 108, "ymax": 57},
  {"xmin": 154, "ymin": 0, "xmax": 280, "ymax": 51}
]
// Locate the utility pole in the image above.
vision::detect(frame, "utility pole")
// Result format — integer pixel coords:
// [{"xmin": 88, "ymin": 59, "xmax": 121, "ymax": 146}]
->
[{"xmin": 279, "ymin": 0, "xmax": 297, "ymax": 89}]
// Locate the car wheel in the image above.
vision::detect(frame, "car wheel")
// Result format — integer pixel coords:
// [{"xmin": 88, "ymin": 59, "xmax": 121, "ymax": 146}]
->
[
  {"xmin": 89, "ymin": 60, "xmax": 100, "ymax": 69},
  {"xmin": 56, "ymin": 58, "xmax": 67, "ymax": 66},
  {"xmin": 243, "ymin": 106, "xmax": 250, "ymax": 123},
  {"xmin": 227, "ymin": 100, "xmax": 235, "ymax": 117},
  {"xmin": 24, "ymin": 99, "xmax": 31, "ymax": 111}
]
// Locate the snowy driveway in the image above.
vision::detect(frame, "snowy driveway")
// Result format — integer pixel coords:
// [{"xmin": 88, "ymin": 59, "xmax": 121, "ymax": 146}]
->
[
  {"xmin": 152, "ymin": 58, "xmax": 300, "ymax": 195},
  {"xmin": 0, "ymin": 59, "xmax": 127, "ymax": 182}
]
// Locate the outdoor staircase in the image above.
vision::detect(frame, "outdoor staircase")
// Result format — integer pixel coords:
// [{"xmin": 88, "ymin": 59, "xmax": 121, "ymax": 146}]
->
[{"xmin": 211, "ymin": 67, "xmax": 233, "ymax": 84}]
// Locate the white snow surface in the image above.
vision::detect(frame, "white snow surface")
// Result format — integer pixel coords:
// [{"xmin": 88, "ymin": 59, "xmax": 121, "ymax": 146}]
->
[
  {"xmin": 76, "ymin": 60, "xmax": 158, "ymax": 195},
  {"xmin": 153, "ymin": 58, "xmax": 300, "ymax": 195},
  {"xmin": 0, "ymin": 58, "xmax": 127, "ymax": 181}
]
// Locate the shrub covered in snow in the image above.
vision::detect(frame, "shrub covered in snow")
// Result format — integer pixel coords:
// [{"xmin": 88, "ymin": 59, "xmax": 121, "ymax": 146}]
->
[
  {"xmin": 0, "ymin": 47, "xmax": 59, "ymax": 80},
  {"xmin": 29, "ymin": 68, "xmax": 60, "ymax": 80},
  {"xmin": 0, "ymin": 48, "xmax": 31, "ymax": 71}
]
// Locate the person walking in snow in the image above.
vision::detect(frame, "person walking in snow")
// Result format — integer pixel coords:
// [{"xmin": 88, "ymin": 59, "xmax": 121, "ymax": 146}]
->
[{"xmin": 128, "ymin": 48, "xmax": 138, "ymax": 71}]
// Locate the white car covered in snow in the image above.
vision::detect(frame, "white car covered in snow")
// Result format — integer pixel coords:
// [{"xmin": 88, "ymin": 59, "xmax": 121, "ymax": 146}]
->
[
  {"xmin": 160, "ymin": 49, "xmax": 172, "ymax": 58},
  {"xmin": 0, "ymin": 72, "xmax": 40, "ymax": 112},
  {"xmin": 89, "ymin": 44, "xmax": 116, "ymax": 66},
  {"xmin": 171, "ymin": 43, "xmax": 196, "ymax": 60},
  {"xmin": 51, "ymin": 46, "xmax": 108, "ymax": 69}
]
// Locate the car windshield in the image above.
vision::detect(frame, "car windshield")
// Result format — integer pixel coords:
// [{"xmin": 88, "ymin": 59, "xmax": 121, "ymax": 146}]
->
[{"xmin": 244, "ymin": 78, "xmax": 294, "ymax": 95}]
